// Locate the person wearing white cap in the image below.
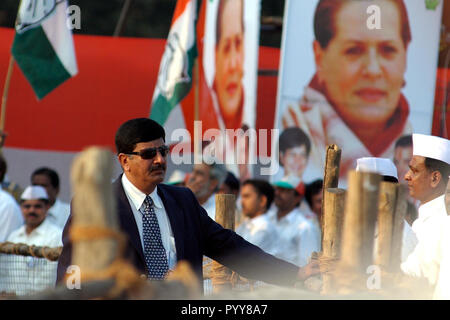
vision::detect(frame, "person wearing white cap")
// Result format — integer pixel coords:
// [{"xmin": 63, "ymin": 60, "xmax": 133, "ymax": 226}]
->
[
  {"xmin": 2, "ymin": 186, "xmax": 62, "ymax": 295},
  {"xmin": 267, "ymin": 175, "xmax": 321, "ymax": 267},
  {"xmin": 7, "ymin": 185, "xmax": 62, "ymax": 247},
  {"xmin": 399, "ymin": 134, "xmax": 450, "ymax": 291},
  {"xmin": 355, "ymin": 157, "xmax": 418, "ymax": 262}
]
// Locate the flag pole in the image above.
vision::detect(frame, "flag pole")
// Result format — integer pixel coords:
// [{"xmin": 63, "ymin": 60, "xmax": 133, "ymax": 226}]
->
[
  {"xmin": 193, "ymin": 56, "xmax": 201, "ymax": 160},
  {"xmin": 0, "ymin": 55, "xmax": 14, "ymax": 136}
]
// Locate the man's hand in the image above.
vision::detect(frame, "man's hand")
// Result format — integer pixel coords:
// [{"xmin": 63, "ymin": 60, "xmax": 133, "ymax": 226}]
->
[{"xmin": 297, "ymin": 259, "xmax": 320, "ymax": 282}]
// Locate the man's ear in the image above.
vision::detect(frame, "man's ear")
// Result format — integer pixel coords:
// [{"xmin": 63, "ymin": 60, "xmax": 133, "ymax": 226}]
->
[
  {"xmin": 260, "ymin": 195, "xmax": 267, "ymax": 211},
  {"xmin": 430, "ymin": 170, "xmax": 442, "ymax": 189},
  {"xmin": 118, "ymin": 153, "xmax": 130, "ymax": 172}
]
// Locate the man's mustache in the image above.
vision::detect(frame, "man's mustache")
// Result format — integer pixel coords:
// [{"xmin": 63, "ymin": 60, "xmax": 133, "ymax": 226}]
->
[
  {"xmin": 151, "ymin": 164, "xmax": 166, "ymax": 172},
  {"xmin": 26, "ymin": 212, "xmax": 39, "ymax": 218}
]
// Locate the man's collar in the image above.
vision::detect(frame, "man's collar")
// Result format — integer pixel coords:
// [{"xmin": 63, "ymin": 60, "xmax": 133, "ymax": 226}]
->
[{"xmin": 121, "ymin": 174, "xmax": 162, "ymax": 211}]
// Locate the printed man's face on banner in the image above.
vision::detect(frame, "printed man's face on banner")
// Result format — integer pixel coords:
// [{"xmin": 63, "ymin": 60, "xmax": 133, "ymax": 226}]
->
[
  {"xmin": 314, "ymin": 0, "xmax": 407, "ymax": 129},
  {"xmin": 214, "ymin": 0, "xmax": 244, "ymax": 127}
]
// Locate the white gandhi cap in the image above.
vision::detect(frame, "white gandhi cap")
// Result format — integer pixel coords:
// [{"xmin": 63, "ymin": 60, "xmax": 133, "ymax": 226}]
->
[
  {"xmin": 20, "ymin": 185, "xmax": 49, "ymax": 201},
  {"xmin": 412, "ymin": 134, "xmax": 450, "ymax": 165},
  {"xmin": 356, "ymin": 157, "xmax": 398, "ymax": 180}
]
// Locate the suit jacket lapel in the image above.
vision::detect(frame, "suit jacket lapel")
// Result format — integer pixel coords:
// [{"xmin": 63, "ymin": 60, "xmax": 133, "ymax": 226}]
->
[
  {"xmin": 157, "ymin": 185, "xmax": 185, "ymax": 260},
  {"xmin": 114, "ymin": 177, "xmax": 145, "ymax": 263}
]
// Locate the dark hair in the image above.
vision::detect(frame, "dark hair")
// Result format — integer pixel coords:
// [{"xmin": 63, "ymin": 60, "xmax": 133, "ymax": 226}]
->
[
  {"xmin": 115, "ymin": 118, "xmax": 165, "ymax": 154},
  {"xmin": 31, "ymin": 167, "xmax": 60, "ymax": 189},
  {"xmin": 424, "ymin": 157, "xmax": 450, "ymax": 187},
  {"xmin": 314, "ymin": 0, "xmax": 412, "ymax": 49},
  {"xmin": 0, "ymin": 154, "xmax": 6, "ymax": 183},
  {"xmin": 216, "ymin": 0, "xmax": 245, "ymax": 46},
  {"xmin": 305, "ymin": 179, "xmax": 323, "ymax": 208},
  {"xmin": 395, "ymin": 134, "xmax": 412, "ymax": 149},
  {"xmin": 224, "ymin": 171, "xmax": 240, "ymax": 192},
  {"xmin": 279, "ymin": 127, "xmax": 311, "ymax": 155},
  {"xmin": 242, "ymin": 179, "xmax": 274, "ymax": 212}
]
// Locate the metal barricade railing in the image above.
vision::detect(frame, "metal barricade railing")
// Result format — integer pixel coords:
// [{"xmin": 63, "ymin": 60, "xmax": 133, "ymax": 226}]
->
[{"xmin": 0, "ymin": 242, "xmax": 62, "ymax": 297}]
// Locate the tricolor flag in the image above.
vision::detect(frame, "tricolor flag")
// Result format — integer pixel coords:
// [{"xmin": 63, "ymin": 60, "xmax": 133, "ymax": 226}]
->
[
  {"xmin": 12, "ymin": 0, "xmax": 78, "ymax": 100},
  {"xmin": 150, "ymin": 0, "xmax": 197, "ymax": 132}
]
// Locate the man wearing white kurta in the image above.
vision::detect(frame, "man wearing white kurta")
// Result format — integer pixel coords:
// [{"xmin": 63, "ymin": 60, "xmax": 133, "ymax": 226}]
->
[
  {"xmin": 236, "ymin": 180, "xmax": 279, "ymax": 256},
  {"xmin": 1, "ymin": 186, "xmax": 62, "ymax": 296},
  {"xmin": 433, "ymin": 215, "xmax": 450, "ymax": 299},
  {"xmin": 400, "ymin": 134, "xmax": 450, "ymax": 290},
  {"xmin": 0, "ymin": 188, "xmax": 23, "ymax": 242},
  {"xmin": 355, "ymin": 157, "xmax": 418, "ymax": 261},
  {"xmin": 269, "ymin": 175, "xmax": 321, "ymax": 267}
]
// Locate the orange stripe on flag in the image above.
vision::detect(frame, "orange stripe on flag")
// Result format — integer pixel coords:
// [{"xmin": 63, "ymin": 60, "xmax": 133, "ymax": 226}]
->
[{"xmin": 171, "ymin": 0, "xmax": 192, "ymax": 26}]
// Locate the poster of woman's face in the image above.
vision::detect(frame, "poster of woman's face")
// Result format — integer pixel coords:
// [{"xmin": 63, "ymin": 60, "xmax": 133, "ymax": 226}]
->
[
  {"xmin": 274, "ymin": 0, "xmax": 443, "ymax": 184},
  {"xmin": 203, "ymin": 0, "xmax": 260, "ymax": 131}
]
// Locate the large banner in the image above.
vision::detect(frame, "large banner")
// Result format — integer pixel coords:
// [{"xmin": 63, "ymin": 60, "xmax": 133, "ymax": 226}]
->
[
  {"xmin": 170, "ymin": 0, "xmax": 261, "ymax": 180},
  {"xmin": 273, "ymin": 0, "xmax": 443, "ymax": 186}
]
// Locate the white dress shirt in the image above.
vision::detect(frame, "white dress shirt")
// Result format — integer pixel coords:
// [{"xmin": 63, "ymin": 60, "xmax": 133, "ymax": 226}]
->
[
  {"xmin": 46, "ymin": 198, "xmax": 71, "ymax": 229},
  {"xmin": 202, "ymin": 194, "xmax": 216, "ymax": 220},
  {"xmin": 401, "ymin": 195, "xmax": 447, "ymax": 285},
  {"xmin": 267, "ymin": 207, "xmax": 321, "ymax": 267},
  {"xmin": 0, "ymin": 219, "xmax": 62, "ymax": 295},
  {"xmin": 434, "ymin": 215, "xmax": 450, "ymax": 299},
  {"xmin": 236, "ymin": 213, "xmax": 279, "ymax": 256},
  {"xmin": 373, "ymin": 220, "xmax": 418, "ymax": 263},
  {"xmin": 121, "ymin": 174, "xmax": 177, "ymax": 269},
  {"xmin": 0, "ymin": 189, "xmax": 23, "ymax": 242}
]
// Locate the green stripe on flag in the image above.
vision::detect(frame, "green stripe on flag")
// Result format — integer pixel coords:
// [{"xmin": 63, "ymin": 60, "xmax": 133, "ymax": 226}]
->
[
  {"xmin": 12, "ymin": 27, "xmax": 71, "ymax": 100},
  {"xmin": 150, "ymin": 41, "xmax": 197, "ymax": 125}
]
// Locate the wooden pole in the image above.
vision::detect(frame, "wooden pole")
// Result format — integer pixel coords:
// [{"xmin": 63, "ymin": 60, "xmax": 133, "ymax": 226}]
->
[
  {"xmin": 374, "ymin": 182, "xmax": 398, "ymax": 269},
  {"xmin": 322, "ymin": 188, "xmax": 346, "ymax": 259},
  {"xmin": 390, "ymin": 184, "xmax": 407, "ymax": 272},
  {"xmin": 339, "ymin": 170, "xmax": 381, "ymax": 273},
  {"xmin": 321, "ymin": 145, "xmax": 342, "ymax": 233},
  {"xmin": 211, "ymin": 194, "xmax": 236, "ymax": 293},
  {"xmin": 321, "ymin": 187, "xmax": 345, "ymax": 294},
  {"xmin": 323, "ymin": 145, "xmax": 342, "ymax": 190},
  {"xmin": 113, "ymin": 0, "xmax": 133, "ymax": 37},
  {"xmin": 70, "ymin": 147, "xmax": 120, "ymax": 277},
  {"xmin": 193, "ymin": 57, "xmax": 201, "ymax": 163}
]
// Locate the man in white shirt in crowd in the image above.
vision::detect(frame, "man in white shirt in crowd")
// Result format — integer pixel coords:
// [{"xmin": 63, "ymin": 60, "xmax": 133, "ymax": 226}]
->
[
  {"xmin": 355, "ymin": 157, "xmax": 417, "ymax": 262},
  {"xmin": 31, "ymin": 167, "xmax": 70, "ymax": 229},
  {"xmin": 400, "ymin": 134, "xmax": 450, "ymax": 290},
  {"xmin": 186, "ymin": 156, "xmax": 228, "ymax": 220},
  {"xmin": 393, "ymin": 135, "xmax": 418, "ymax": 226},
  {"xmin": 1, "ymin": 186, "xmax": 62, "ymax": 295},
  {"xmin": 185, "ymin": 155, "xmax": 228, "ymax": 294},
  {"xmin": 0, "ymin": 188, "xmax": 23, "ymax": 242},
  {"xmin": 236, "ymin": 179, "xmax": 279, "ymax": 256},
  {"xmin": 268, "ymin": 175, "xmax": 321, "ymax": 267}
]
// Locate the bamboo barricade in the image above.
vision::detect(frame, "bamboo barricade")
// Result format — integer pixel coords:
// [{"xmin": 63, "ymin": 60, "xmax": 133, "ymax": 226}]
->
[
  {"xmin": 211, "ymin": 194, "xmax": 236, "ymax": 294},
  {"xmin": 334, "ymin": 170, "xmax": 381, "ymax": 294},
  {"xmin": 0, "ymin": 242, "xmax": 61, "ymax": 261},
  {"xmin": 321, "ymin": 145, "xmax": 342, "ymax": 229},
  {"xmin": 320, "ymin": 188, "xmax": 345, "ymax": 294},
  {"xmin": 374, "ymin": 182, "xmax": 407, "ymax": 273}
]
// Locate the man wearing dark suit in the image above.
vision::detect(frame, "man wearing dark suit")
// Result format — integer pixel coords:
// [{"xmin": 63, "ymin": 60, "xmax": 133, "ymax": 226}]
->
[{"xmin": 57, "ymin": 118, "xmax": 318, "ymax": 290}]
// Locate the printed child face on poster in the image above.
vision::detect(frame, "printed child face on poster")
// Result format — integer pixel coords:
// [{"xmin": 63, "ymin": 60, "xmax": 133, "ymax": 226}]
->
[{"xmin": 273, "ymin": 0, "xmax": 443, "ymax": 186}]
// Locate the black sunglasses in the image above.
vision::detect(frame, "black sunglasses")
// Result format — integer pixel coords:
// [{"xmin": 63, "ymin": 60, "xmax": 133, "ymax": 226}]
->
[{"xmin": 127, "ymin": 145, "xmax": 170, "ymax": 159}]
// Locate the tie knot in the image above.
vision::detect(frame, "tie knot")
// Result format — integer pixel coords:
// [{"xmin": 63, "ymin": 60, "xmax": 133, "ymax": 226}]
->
[{"xmin": 143, "ymin": 195, "xmax": 154, "ymax": 210}]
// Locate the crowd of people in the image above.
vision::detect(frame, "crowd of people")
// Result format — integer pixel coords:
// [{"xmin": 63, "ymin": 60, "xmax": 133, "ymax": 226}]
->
[{"xmin": 0, "ymin": 118, "xmax": 449, "ymax": 300}]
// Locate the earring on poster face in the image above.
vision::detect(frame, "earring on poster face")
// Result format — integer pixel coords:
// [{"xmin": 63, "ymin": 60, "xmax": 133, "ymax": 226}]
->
[{"xmin": 402, "ymin": 79, "xmax": 406, "ymax": 88}]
